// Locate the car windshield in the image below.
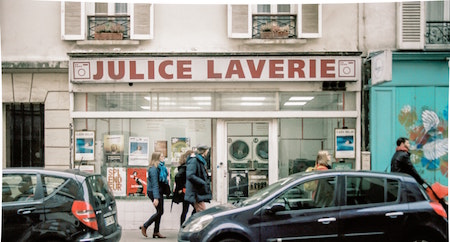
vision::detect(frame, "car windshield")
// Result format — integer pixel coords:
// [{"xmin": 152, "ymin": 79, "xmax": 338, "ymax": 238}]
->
[{"xmin": 237, "ymin": 176, "xmax": 295, "ymax": 207}]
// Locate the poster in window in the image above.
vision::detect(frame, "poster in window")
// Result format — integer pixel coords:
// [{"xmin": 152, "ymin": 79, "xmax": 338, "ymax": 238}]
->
[
  {"xmin": 129, "ymin": 137, "xmax": 149, "ymax": 166},
  {"xmin": 104, "ymin": 135, "xmax": 124, "ymax": 163},
  {"xmin": 248, "ymin": 170, "xmax": 268, "ymax": 197},
  {"xmin": 75, "ymin": 131, "xmax": 95, "ymax": 161},
  {"xmin": 154, "ymin": 140, "xmax": 168, "ymax": 157},
  {"xmin": 229, "ymin": 170, "xmax": 249, "ymax": 198},
  {"xmin": 335, "ymin": 129, "xmax": 356, "ymax": 159},
  {"xmin": 107, "ymin": 167, "xmax": 126, "ymax": 197},
  {"xmin": 170, "ymin": 137, "xmax": 190, "ymax": 165},
  {"xmin": 127, "ymin": 168, "xmax": 147, "ymax": 197}
]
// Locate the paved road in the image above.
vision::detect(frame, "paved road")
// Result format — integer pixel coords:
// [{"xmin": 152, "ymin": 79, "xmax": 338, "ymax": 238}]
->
[{"xmin": 121, "ymin": 229, "xmax": 179, "ymax": 241}]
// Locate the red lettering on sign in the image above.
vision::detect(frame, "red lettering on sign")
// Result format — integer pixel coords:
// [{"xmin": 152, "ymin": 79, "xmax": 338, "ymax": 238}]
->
[
  {"xmin": 177, "ymin": 60, "xmax": 192, "ymax": 79},
  {"xmin": 207, "ymin": 60, "xmax": 221, "ymax": 78},
  {"xmin": 108, "ymin": 61, "xmax": 125, "ymax": 80},
  {"xmin": 148, "ymin": 61, "xmax": 155, "ymax": 79},
  {"xmin": 130, "ymin": 61, "xmax": 144, "ymax": 79},
  {"xmin": 247, "ymin": 60, "xmax": 265, "ymax": 78},
  {"xmin": 321, "ymin": 59, "xmax": 335, "ymax": 78},
  {"xmin": 159, "ymin": 60, "xmax": 173, "ymax": 79},
  {"xmin": 93, "ymin": 61, "xmax": 103, "ymax": 80},
  {"xmin": 288, "ymin": 60, "xmax": 305, "ymax": 78},
  {"xmin": 310, "ymin": 59, "xmax": 316, "ymax": 78},
  {"xmin": 225, "ymin": 60, "xmax": 245, "ymax": 78},
  {"xmin": 269, "ymin": 60, "xmax": 283, "ymax": 78}
]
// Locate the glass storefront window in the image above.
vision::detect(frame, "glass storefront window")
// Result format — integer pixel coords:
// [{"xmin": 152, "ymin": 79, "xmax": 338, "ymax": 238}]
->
[
  {"xmin": 278, "ymin": 118, "xmax": 356, "ymax": 179},
  {"xmin": 73, "ymin": 118, "xmax": 212, "ymax": 198},
  {"xmin": 74, "ymin": 91, "xmax": 356, "ymax": 112}
]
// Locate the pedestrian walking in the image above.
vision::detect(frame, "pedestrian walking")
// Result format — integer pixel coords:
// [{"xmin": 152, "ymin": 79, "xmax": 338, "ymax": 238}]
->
[
  {"xmin": 185, "ymin": 144, "xmax": 212, "ymax": 212},
  {"xmin": 139, "ymin": 151, "xmax": 167, "ymax": 238},
  {"xmin": 172, "ymin": 150, "xmax": 196, "ymax": 226},
  {"xmin": 390, "ymin": 137, "xmax": 425, "ymax": 185}
]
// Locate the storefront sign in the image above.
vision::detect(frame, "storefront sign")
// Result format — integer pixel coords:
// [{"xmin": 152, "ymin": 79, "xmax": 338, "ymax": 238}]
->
[{"xmin": 70, "ymin": 56, "xmax": 360, "ymax": 82}]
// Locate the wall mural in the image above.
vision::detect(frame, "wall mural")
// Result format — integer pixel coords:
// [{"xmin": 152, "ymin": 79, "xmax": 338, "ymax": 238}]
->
[{"xmin": 398, "ymin": 105, "xmax": 448, "ymax": 183}]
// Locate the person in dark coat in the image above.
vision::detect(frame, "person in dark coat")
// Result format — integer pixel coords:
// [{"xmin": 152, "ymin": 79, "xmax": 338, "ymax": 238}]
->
[
  {"xmin": 139, "ymin": 152, "xmax": 167, "ymax": 239},
  {"xmin": 173, "ymin": 150, "xmax": 196, "ymax": 226},
  {"xmin": 390, "ymin": 137, "xmax": 425, "ymax": 185},
  {"xmin": 185, "ymin": 144, "xmax": 212, "ymax": 212}
]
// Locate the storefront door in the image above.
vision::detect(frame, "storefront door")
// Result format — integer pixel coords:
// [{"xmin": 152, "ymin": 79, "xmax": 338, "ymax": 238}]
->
[{"xmin": 218, "ymin": 121, "xmax": 277, "ymax": 203}]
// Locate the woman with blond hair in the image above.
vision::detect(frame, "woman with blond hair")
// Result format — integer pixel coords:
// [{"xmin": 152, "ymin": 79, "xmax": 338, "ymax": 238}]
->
[
  {"xmin": 139, "ymin": 151, "xmax": 167, "ymax": 238},
  {"xmin": 315, "ymin": 150, "xmax": 331, "ymax": 170}
]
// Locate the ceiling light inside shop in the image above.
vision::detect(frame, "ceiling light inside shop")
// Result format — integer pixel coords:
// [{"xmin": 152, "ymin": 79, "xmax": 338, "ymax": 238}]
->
[
  {"xmin": 197, "ymin": 102, "xmax": 211, "ymax": 106},
  {"xmin": 144, "ymin": 96, "xmax": 170, "ymax": 101},
  {"xmin": 193, "ymin": 96, "xmax": 211, "ymax": 101},
  {"xmin": 284, "ymin": 102, "xmax": 307, "ymax": 106},
  {"xmin": 140, "ymin": 106, "xmax": 150, "ymax": 110},
  {"xmin": 180, "ymin": 106, "xmax": 202, "ymax": 110},
  {"xmin": 160, "ymin": 102, "xmax": 176, "ymax": 106},
  {"xmin": 241, "ymin": 97, "xmax": 266, "ymax": 101},
  {"xmin": 289, "ymin": 96, "xmax": 314, "ymax": 101},
  {"xmin": 241, "ymin": 102, "xmax": 263, "ymax": 106}
]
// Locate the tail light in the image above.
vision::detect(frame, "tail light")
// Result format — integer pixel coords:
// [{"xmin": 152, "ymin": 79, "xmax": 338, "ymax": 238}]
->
[
  {"xmin": 430, "ymin": 201, "xmax": 447, "ymax": 219},
  {"xmin": 72, "ymin": 201, "xmax": 99, "ymax": 230}
]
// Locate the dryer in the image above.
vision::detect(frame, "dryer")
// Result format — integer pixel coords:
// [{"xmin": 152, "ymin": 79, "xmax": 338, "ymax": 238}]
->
[
  {"xmin": 252, "ymin": 137, "xmax": 268, "ymax": 169},
  {"xmin": 227, "ymin": 137, "xmax": 253, "ymax": 169}
]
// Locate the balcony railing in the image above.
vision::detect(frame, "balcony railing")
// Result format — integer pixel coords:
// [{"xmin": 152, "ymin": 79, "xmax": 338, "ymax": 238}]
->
[
  {"xmin": 426, "ymin": 21, "xmax": 450, "ymax": 45},
  {"xmin": 87, "ymin": 15, "xmax": 130, "ymax": 40},
  {"xmin": 252, "ymin": 14, "xmax": 297, "ymax": 39}
]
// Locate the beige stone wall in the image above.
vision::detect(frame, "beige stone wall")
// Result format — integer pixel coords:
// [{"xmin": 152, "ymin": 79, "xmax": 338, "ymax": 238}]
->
[{"xmin": 2, "ymin": 72, "xmax": 71, "ymax": 170}]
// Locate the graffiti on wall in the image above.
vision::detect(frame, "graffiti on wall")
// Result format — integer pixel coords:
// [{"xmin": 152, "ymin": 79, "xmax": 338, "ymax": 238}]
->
[{"xmin": 398, "ymin": 105, "xmax": 448, "ymax": 178}]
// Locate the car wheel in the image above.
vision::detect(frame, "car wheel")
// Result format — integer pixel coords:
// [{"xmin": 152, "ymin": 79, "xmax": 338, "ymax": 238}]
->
[
  {"xmin": 217, "ymin": 239, "xmax": 243, "ymax": 242},
  {"xmin": 409, "ymin": 234, "xmax": 440, "ymax": 242}
]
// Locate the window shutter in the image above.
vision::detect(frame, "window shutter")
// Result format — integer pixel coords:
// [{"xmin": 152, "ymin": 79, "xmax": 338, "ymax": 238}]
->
[
  {"xmin": 61, "ymin": 2, "xmax": 85, "ymax": 40},
  {"xmin": 130, "ymin": 3, "xmax": 153, "ymax": 40},
  {"xmin": 397, "ymin": 2, "xmax": 424, "ymax": 49},
  {"xmin": 228, "ymin": 4, "xmax": 252, "ymax": 38},
  {"xmin": 297, "ymin": 4, "xmax": 322, "ymax": 38}
]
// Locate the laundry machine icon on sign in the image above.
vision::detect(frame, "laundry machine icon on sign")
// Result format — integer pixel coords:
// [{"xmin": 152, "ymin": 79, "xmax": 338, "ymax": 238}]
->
[
  {"xmin": 227, "ymin": 137, "xmax": 253, "ymax": 169},
  {"xmin": 253, "ymin": 137, "xmax": 268, "ymax": 169}
]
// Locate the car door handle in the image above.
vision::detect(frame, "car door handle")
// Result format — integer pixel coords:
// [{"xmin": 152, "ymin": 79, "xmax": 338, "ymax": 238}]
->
[
  {"xmin": 318, "ymin": 217, "xmax": 336, "ymax": 224},
  {"xmin": 385, "ymin": 212, "xmax": 404, "ymax": 218},
  {"xmin": 17, "ymin": 208, "xmax": 35, "ymax": 215}
]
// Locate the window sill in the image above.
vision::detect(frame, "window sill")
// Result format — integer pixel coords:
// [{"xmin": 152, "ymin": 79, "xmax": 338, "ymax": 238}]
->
[
  {"xmin": 244, "ymin": 38, "xmax": 307, "ymax": 45},
  {"xmin": 76, "ymin": 40, "xmax": 140, "ymax": 46}
]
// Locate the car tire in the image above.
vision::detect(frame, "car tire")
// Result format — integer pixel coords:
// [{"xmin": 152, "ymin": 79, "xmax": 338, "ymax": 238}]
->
[
  {"xmin": 216, "ymin": 239, "xmax": 243, "ymax": 242},
  {"xmin": 409, "ymin": 234, "xmax": 441, "ymax": 242}
]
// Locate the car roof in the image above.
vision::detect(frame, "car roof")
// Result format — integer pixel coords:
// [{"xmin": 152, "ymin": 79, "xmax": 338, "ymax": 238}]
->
[
  {"xmin": 290, "ymin": 169, "xmax": 418, "ymax": 183},
  {"xmin": 3, "ymin": 167, "xmax": 95, "ymax": 179}
]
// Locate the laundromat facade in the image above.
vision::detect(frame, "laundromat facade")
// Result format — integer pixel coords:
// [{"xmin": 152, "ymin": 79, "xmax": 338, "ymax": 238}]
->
[{"xmin": 70, "ymin": 53, "xmax": 361, "ymax": 203}]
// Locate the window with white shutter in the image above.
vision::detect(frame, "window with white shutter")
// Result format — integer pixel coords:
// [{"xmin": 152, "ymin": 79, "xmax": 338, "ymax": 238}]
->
[
  {"xmin": 228, "ymin": 4, "xmax": 321, "ymax": 39},
  {"xmin": 397, "ymin": 2, "xmax": 424, "ymax": 49},
  {"xmin": 425, "ymin": 0, "xmax": 450, "ymax": 45},
  {"xmin": 61, "ymin": 2, "xmax": 153, "ymax": 41},
  {"xmin": 61, "ymin": 2, "xmax": 85, "ymax": 40}
]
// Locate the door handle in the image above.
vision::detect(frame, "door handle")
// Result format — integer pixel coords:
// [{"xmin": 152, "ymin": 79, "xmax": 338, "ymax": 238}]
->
[
  {"xmin": 17, "ymin": 208, "xmax": 35, "ymax": 215},
  {"xmin": 318, "ymin": 217, "xmax": 336, "ymax": 224},
  {"xmin": 385, "ymin": 212, "xmax": 404, "ymax": 218}
]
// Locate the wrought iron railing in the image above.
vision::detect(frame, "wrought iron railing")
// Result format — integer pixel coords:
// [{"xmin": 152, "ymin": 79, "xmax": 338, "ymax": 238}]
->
[
  {"xmin": 87, "ymin": 15, "xmax": 130, "ymax": 40},
  {"xmin": 425, "ymin": 21, "xmax": 450, "ymax": 45},
  {"xmin": 252, "ymin": 14, "xmax": 297, "ymax": 39}
]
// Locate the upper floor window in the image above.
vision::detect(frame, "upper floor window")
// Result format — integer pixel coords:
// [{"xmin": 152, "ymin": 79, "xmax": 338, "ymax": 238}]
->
[
  {"xmin": 61, "ymin": 2, "xmax": 153, "ymax": 41},
  {"xmin": 228, "ymin": 4, "xmax": 322, "ymax": 40},
  {"xmin": 425, "ymin": 0, "xmax": 450, "ymax": 45}
]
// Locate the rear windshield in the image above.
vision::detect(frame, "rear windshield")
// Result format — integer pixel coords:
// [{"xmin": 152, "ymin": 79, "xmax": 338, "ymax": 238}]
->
[{"xmin": 86, "ymin": 175, "xmax": 115, "ymax": 208}]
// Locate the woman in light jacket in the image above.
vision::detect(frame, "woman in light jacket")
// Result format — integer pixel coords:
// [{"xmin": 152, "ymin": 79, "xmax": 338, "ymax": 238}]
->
[{"xmin": 139, "ymin": 152, "xmax": 167, "ymax": 238}]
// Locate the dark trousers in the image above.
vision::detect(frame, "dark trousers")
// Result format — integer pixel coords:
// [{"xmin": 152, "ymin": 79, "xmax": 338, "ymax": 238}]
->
[
  {"xmin": 144, "ymin": 191, "xmax": 164, "ymax": 233},
  {"xmin": 180, "ymin": 201, "xmax": 196, "ymax": 226}
]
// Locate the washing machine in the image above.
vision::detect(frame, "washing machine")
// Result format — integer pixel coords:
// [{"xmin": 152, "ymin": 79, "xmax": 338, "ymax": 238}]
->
[
  {"xmin": 252, "ymin": 137, "xmax": 268, "ymax": 169},
  {"xmin": 227, "ymin": 137, "xmax": 253, "ymax": 169}
]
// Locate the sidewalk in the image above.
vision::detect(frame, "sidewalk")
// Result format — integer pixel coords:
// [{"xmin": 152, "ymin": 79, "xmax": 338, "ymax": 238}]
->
[
  {"xmin": 121, "ymin": 229, "xmax": 179, "ymax": 242},
  {"xmin": 116, "ymin": 199, "xmax": 219, "ymax": 242}
]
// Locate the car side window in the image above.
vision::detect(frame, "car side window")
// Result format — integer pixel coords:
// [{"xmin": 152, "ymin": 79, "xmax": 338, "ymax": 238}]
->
[
  {"xmin": 274, "ymin": 176, "xmax": 337, "ymax": 211},
  {"xmin": 2, "ymin": 174, "xmax": 37, "ymax": 203},
  {"xmin": 345, "ymin": 176, "xmax": 399, "ymax": 206}
]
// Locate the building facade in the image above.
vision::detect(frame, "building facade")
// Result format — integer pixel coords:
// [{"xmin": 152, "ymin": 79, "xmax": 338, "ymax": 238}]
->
[{"xmin": 2, "ymin": 1, "xmax": 448, "ymax": 204}]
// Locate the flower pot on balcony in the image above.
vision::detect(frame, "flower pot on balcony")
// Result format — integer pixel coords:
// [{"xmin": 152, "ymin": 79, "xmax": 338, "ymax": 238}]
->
[
  {"xmin": 94, "ymin": 32, "xmax": 123, "ymax": 40},
  {"xmin": 273, "ymin": 32, "xmax": 289, "ymax": 39},
  {"xmin": 260, "ymin": 31, "xmax": 274, "ymax": 39}
]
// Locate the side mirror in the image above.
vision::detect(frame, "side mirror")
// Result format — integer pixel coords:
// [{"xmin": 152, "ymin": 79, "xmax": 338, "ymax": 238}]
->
[{"xmin": 265, "ymin": 202, "xmax": 286, "ymax": 214}]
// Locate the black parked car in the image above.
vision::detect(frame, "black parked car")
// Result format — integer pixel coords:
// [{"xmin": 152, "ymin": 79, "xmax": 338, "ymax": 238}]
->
[
  {"xmin": 2, "ymin": 168, "xmax": 122, "ymax": 242},
  {"xmin": 178, "ymin": 170, "xmax": 448, "ymax": 242}
]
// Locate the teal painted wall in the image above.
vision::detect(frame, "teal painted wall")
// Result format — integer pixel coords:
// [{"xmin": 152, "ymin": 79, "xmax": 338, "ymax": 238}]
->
[{"xmin": 370, "ymin": 54, "xmax": 449, "ymax": 185}]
